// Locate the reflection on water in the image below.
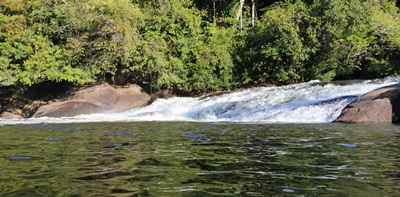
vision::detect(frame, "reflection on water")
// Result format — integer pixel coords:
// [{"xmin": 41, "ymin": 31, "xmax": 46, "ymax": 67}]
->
[{"xmin": 0, "ymin": 122, "xmax": 399, "ymax": 196}]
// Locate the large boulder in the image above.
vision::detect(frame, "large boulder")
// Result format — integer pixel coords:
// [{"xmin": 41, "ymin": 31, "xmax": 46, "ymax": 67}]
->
[
  {"xmin": 335, "ymin": 83, "xmax": 400, "ymax": 123},
  {"xmin": 0, "ymin": 111, "xmax": 24, "ymax": 119},
  {"xmin": 33, "ymin": 84, "xmax": 150, "ymax": 118}
]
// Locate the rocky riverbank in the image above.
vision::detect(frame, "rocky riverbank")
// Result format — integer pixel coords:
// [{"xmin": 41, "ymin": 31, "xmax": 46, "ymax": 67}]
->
[
  {"xmin": 0, "ymin": 83, "xmax": 174, "ymax": 119},
  {"xmin": 0, "ymin": 81, "xmax": 275, "ymax": 120},
  {"xmin": 3, "ymin": 81, "xmax": 400, "ymax": 124}
]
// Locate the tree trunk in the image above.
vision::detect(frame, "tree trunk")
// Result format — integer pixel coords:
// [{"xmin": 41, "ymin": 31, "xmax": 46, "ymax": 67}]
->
[
  {"xmin": 236, "ymin": 0, "xmax": 245, "ymax": 32},
  {"xmin": 236, "ymin": 0, "xmax": 245, "ymax": 20},
  {"xmin": 251, "ymin": 0, "xmax": 255, "ymax": 27},
  {"xmin": 213, "ymin": 0, "xmax": 216, "ymax": 23}
]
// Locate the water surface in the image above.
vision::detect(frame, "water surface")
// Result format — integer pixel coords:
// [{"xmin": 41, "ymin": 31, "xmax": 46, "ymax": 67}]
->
[
  {"xmin": 1, "ymin": 77, "xmax": 400, "ymax": 196},
  {"xmin": 0, "ymin": 122, "xmax": 399, "ymax": 196}
]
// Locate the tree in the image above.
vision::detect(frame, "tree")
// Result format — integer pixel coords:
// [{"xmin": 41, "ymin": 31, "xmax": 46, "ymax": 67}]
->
[
  {"xmin": 0, "ymin": 0, "xmax": 92, "ymax": 87},
  {"xmin": 133, "ymin": 0, "xmax": 235, "ymax": 93},
  {"xmin": 1, "ymin": 0, "xmax": 399, "ymax": 95},
  {"xmin": 243, "ymin": 0, "xmax": 400, "ymax": 84}
]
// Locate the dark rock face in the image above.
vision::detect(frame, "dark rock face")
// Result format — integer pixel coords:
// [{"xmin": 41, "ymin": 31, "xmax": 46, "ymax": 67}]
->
[
  {"xmin": 0, "ymin": 100, "xmax": 46, "ymax": 119},
  {"xmin": 149, "ymin": 89, "xmax": 174, "ymax": 104},
  {"xmin": 33, "ymin": 84, "xmax": 150, "ymax": 118},
  {"xmin": 335, "ymin": 83, "xmax": 400, "ymax": 124}
]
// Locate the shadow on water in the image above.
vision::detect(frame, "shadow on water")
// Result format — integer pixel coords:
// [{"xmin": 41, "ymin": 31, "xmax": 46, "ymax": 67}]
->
[{"xmin": 0, "ymin": 122, "xmax": 399, "ymax": 196}]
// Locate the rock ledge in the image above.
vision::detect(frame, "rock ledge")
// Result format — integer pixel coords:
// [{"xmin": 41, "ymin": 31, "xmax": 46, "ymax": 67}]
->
[
  {"xmin": 335, "ymin": 83, "xmax": 400, "ymax": 124},
  {"xmin": 32, "ymin": 83, "xmax": 150, "ymax": 118}
]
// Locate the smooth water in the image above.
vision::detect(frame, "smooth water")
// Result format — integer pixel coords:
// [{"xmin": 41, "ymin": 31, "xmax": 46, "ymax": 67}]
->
[{"xmin": 0, "ymin": 122, "xmax": 399, "ymax": 196}]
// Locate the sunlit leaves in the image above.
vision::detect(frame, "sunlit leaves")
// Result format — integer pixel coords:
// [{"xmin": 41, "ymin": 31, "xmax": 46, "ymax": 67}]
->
[
  {"xmin": 0, "ymin": 1, "xmax": 94, "ymax": 87},
  {"xmin": 1, "ymin": 0, "xmax": 399, "ymax": 92},
  {"xmin": 247, "ymin": 0, "xmax": 400, "ymax": 84},
  {"xmin": 132, "ymin": 1, "xmax": 235, "ymax": 92}
]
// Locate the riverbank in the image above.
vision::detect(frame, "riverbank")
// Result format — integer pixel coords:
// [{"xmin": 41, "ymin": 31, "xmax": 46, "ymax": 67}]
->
[
  {"xmin": 0, "ymin": 83, "xmax": 147, "ymax": 119},
  {"xmin": 2, "ymin": 77, "xmax": 400, "ymax": 123},
  {"xmin": 0, "ymin": 81, "xmax": 279, "ymax": 119}
]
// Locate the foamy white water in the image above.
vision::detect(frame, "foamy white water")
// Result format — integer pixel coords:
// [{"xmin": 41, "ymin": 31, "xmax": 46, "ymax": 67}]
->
[{"xmin": 2, "ymin": 77, "xmax": 400, "ymax": 125}]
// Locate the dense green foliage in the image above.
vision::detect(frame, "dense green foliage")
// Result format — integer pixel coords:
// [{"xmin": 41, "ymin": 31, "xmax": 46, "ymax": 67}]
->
[
  {"xmin": 242, "ymin": 0, "xmax": 400, "ymax": 84},
  {"xmin": 1, "ymin": 0, "xmax": 399, "ymax": 93}
]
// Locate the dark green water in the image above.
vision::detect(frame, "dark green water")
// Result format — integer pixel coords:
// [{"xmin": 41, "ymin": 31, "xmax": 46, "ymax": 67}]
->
[{"xmin": 0, "ymin": 122, "xmax": 399, "ymax": 196}]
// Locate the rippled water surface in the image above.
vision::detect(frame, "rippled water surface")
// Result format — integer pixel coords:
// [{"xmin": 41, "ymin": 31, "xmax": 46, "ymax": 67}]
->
[{"xmin": 0, "ymin": 122, "xmax": 400, "ymax": 196}]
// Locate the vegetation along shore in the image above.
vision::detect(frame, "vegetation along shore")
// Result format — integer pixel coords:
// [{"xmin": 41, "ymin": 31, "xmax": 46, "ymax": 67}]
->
[{"xmin": 1, "ymin": 0, "xmax": 400, "ymax": 117}]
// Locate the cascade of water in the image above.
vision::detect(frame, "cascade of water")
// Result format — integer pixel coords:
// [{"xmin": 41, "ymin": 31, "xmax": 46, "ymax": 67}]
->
[{"xmin": 2, "ymin": 77, "xmax": 400, "ymax": 125}]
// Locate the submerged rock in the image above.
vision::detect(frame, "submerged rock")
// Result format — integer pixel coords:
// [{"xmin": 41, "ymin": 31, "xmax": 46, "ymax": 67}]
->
[
  {"xmin": 33, "ymin": 84, "xmax": 150, "ymax": 118},
  {"xmin": 335, "ymin": 83, "xmax": 400, "ymax": 124}
]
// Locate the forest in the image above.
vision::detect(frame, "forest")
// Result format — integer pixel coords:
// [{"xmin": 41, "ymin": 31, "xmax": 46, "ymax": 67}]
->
[{"xmin": 1, "ymin": 0, "xmax": 400, "ymax": 95}]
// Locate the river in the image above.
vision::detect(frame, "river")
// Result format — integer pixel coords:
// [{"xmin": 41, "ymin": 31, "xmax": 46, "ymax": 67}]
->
[{"xmin": 0, "ymin": 77, "xmax": 400, "ymax": 196}]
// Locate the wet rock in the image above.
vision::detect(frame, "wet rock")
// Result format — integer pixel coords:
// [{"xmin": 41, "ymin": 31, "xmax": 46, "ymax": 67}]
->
[
  {"xmin": 335, "ymin": 98, "xmax": 392, "ymax": 123},
  {"xmin": 335, "ymin": 83, "xmax": 400, "ymax": 124},
  {"xmin": 33, "ymin": 83, "xmax": 150, "ymax": 118},
  {"xmin": 149, "ymin": 89, "xmax": 174, "ymax": 104}
]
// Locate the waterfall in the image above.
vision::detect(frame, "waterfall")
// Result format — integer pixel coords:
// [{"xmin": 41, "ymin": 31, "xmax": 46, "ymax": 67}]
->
[{"xmin": 2, "ymin": 77, "xmax": 400, "ymax": 125}]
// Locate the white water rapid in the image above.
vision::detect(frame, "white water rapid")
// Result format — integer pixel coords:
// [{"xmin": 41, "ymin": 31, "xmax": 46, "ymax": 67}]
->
[{"xmin": 2, "ymin": 77, "xmax": 400, "ymax": 125}]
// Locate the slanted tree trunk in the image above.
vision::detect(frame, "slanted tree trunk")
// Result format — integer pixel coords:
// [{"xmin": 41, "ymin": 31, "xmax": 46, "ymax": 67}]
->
[
  {"xmin": 236, "ymin": 0, "xmax": 245, "ymax": 20},
  {"xmin": 236, "ymin": 0, "xmax": 245, "ymax": 32}
]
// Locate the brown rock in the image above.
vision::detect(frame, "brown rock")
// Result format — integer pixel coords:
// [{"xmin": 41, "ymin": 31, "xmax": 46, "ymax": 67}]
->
[
  {"xmin": 23, "ymin": 100, "xmax": 47, "ymax": 117},
  {"xmin": 0, "ymin": 111, "xmax": 24, "ymax": 119},
  {"xmin": 112, "ymin": 85, "xmax": 151, "ymax": 112},
  {"xmin": 335, "ymin": 98, "xmax": 392, "ymax": 123},
  {"xmin": 335, "ymin": 83, "xmax": 400, "ymax": 124},
  {"xmin": 149, "ymin": 89, "xmax": 174, "ymax": 104},
  {"xmin": 32, "ymin": 100, "xmax": 111, "ymax": 118},
  {"xmin": 32, "ymin": 83, "xmax": 150, "ymax": 118}
]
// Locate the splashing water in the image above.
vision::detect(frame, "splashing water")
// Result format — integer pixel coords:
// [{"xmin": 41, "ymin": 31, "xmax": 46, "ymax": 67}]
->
[{"xmin": 2, "ymin": 77, "xmax": 400, "ymax": 125}]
